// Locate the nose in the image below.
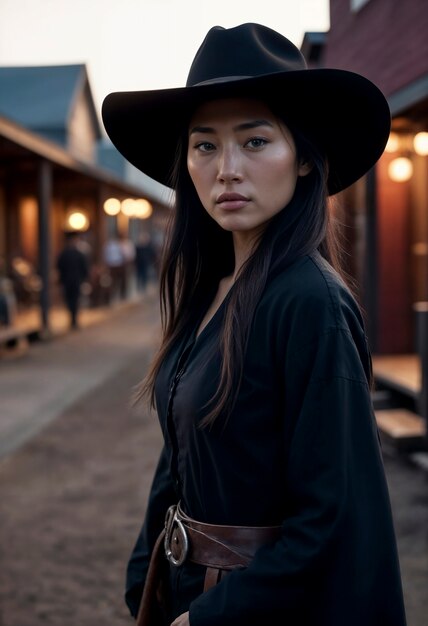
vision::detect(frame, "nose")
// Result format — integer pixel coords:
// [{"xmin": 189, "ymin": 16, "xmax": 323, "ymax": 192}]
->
[{"xmin": 217, "ymin": 146, "xmax": 243, "ymax": 184}]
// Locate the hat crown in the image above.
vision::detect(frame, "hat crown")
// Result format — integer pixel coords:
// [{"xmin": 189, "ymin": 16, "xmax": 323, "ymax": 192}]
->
[
  {"xmin": 103, "ymin": 22, "xmax": 390, "ymax": 194},
  {"xmin": 186, "ymin": 23, "xmax": 307, "ymax": 87}
]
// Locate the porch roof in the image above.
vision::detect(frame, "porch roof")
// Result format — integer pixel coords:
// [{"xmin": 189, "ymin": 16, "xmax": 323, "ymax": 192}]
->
[{"xmin": 0, "ymin": 114, "xmax": 171, "ymax": 206}]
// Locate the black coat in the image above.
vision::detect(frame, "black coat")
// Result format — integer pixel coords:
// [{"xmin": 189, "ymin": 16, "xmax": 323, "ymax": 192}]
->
[{"xmin": 126, "ymin": 252, "xmax": 407, "ymax": 625}]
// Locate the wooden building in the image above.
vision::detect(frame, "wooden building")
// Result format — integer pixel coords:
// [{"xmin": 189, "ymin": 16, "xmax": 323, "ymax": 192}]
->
[
  {"xmin": 0, "ymin": 64, "xmax": 170, "ymax": 337},
  {"xmin": 302, "ymin": 0, "xmax": 428, "ymax": 447},
  {"xmin": 303, "ymin": 0, "xmax": 428, "ymax": 354}
]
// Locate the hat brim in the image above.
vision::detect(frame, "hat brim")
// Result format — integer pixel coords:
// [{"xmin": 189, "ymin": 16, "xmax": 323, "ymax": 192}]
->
[{"xmin": 102, "ymin": 69, "xmax": 391, "ymax": 195}]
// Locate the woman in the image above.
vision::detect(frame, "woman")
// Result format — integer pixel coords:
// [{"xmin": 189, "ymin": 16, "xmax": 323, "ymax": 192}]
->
[{"xmin": 103, "ymin": 23, "xmax": 407, "ymax": 626}]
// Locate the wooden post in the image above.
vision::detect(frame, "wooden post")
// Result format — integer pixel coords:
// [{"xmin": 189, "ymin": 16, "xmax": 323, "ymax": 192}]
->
[
  {"xmin": 37, "ymin": 160, "xmax": 52, "ymax": 333},
  {"xmin": 414, "ymin": 301, "xmax": 428, "ymax": 441},
  {"xmin": 364, "ymin": 167, "xmax": 378, "ymax": 351}
]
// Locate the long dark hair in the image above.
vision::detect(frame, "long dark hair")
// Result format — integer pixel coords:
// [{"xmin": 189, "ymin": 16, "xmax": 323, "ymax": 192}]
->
[{"xmin": 136, "ymin": 110, "xmax": 345, "ymax": 427}]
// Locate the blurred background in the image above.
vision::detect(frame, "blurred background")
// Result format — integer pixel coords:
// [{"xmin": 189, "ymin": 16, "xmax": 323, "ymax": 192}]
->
[{"xmin": 0, "ymin": 1, "xmax": 427, "ymax": 625}]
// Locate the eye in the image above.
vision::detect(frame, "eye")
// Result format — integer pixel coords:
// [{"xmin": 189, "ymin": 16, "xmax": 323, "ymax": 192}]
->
[
  {"xmin": 245, "ymin": 137, "xmax": 268, "ymax": 149},
  {"xmin": 194, "ymin": 141, "xmax": 215, "ymax": 153}
]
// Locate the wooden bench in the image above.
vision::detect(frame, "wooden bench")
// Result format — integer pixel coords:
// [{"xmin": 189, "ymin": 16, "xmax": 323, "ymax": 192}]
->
[
  {"xmin": 0, "ymin": 325, "xmax": 40, "ymax": 350},
  {"xmin": 372, "ymin": 303, "xmax": 428, "ymax": 452},
  {"xmin": 375, "ymin": 408, "xmax": 426, "ymax": 451}
]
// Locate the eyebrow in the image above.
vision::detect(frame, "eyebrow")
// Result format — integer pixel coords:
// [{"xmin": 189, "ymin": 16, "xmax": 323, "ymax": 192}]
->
[{"xmin": 189, "ymin": 119, "xmax": 274, "ymax": 135}]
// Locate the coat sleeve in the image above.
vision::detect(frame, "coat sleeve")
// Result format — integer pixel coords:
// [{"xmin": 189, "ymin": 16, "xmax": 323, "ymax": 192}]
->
[
  {"xmin": 189, "ymin": 327, "xmax": 406, "ymax": 626},
  {"xmin": 125, "ymin": 444, "xmax": 178, "ymax": 618}
]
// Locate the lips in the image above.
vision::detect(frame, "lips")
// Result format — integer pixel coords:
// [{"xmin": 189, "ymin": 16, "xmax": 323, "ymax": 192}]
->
[
  {"xmin": 216, "ymin": 192, "xmax": 249, "ymax": 210},
  {"xmin": 216, "ymin": 192, "xmax": 248, "ymax": 203}
]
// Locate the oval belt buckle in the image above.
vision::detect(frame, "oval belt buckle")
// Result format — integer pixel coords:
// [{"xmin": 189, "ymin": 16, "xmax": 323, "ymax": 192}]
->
[{"xmin": 164, "ymin": 504, "xmax": 189, "ymax": 567}]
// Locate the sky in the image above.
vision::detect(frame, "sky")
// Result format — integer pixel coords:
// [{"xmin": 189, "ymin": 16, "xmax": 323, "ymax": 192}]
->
[{"xmin": 0, "ymin": 0, "xmax": 329, "ymax": 117}]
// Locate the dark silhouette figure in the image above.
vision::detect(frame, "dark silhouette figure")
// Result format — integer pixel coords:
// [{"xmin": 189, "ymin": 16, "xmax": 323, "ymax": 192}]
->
[
  {"xmin": 135, "ymin": 232, "xmax": 155, "ymax": 292},
  {"xmin": 102, "ymin": 22, "xmax": 405, "ymax": 626},
  {"xmin": 57, "ymin": 232, "xmax": 89, "ymax": 329}
]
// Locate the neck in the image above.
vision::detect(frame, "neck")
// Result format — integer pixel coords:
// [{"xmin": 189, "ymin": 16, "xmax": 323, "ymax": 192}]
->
[{"xmin": 231, "ymin": 229, "xmax": 263, "ymax": 280}]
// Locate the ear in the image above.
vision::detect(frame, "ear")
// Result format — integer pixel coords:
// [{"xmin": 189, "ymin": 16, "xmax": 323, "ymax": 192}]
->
[{"xmin": 298, "ymin": 159, "xmax": 313, "ymax": 177}]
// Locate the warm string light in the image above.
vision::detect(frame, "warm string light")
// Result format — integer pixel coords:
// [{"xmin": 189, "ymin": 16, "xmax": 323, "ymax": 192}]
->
[{"xmin": 103, "ymin": 197, "xmax": 153, "ymax": 219}]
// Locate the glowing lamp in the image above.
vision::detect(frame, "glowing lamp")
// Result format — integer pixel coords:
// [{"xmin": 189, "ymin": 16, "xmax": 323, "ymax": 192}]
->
[
  {"xmin": 134, "ymin": 199, "xmax": 153, "ymax": 219},
  {"xmin": 388, "ymin": 157, "xmax": 413, "ymax": 182},
  {"xmin": 67, "ymin": 211, "xmax": 89, "ymax": 231},
  {"xmin": 385, "ymin": 132, "xmax": 400, "ymax": 153},
  {"xmin": 121, "ymin": 198, "xmax": 136, "ymax": 216},
  {"xmin": 413, "ymin": 132, "xmax": 428, "ymax": 156},
  {"xmin": 104, "ymin": 197, "xmax": 121, "ymax": 216}
]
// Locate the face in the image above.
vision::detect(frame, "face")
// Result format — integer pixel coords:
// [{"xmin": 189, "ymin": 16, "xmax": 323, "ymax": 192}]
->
[{"xmin": 187, "ymin": 98, "xmax": 311, "ymax": 240}]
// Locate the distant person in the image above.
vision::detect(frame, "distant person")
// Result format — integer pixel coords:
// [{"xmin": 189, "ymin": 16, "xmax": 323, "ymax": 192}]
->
[
  {"xmin": 135, "ymin": 232, "xmax": 155, "ymax": 292},
  {"xmin": 56, "ymin": 231, "xmax": 89, "ymax": 329},
  {"xmin": 103, "ymin": 235, "xmax": 124, "ymax": 300},
  {"xmin": 119, "ymin": 234, "xmax": 136, "ymax": 298}
]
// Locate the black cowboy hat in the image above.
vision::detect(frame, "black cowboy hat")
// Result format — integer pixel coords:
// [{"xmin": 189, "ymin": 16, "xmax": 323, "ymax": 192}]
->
[{"xmin": 102, "ymin": 22, "xmax": 391, "ymax": 195}]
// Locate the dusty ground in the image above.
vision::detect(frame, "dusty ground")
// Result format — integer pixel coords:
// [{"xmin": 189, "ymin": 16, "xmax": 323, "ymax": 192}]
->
[
  {"xmin": 0, "ymin": 351, "xmax": 162, "ymax": 626},
  {"xmin": 382, "ymin": 449, "xmax": 428, "ymax": 625}
]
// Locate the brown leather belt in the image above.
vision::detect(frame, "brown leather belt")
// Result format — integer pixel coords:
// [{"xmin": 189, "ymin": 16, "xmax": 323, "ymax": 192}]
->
[{"xmin": 164, "ymin": 503, "xmax": 282, "ymax": 592}]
